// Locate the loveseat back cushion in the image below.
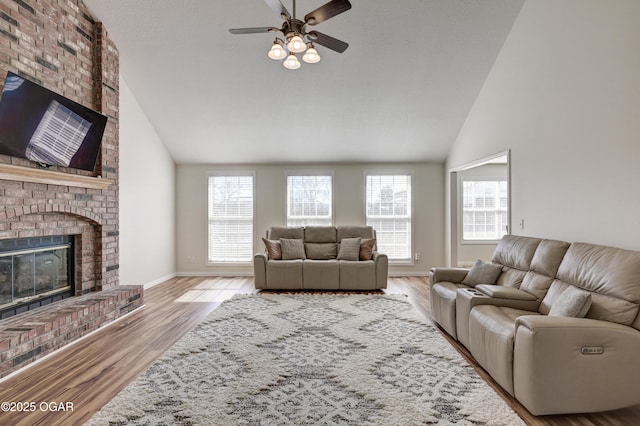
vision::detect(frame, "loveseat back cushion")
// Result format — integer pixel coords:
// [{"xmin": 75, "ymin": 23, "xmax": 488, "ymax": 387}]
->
[
  {"xmin": 519, "ymin": 271, "xmax": 554, "ymax": 300},
  {"xmin": 555, "ymin": 243, "xmax": 640, "ymax": 327},
  {"xmin": 495, "ymin": 268, "xmax": 527, "ymax": 289},
  {"xmin": 305, "ymin": 243, "xmax": 338, "ymax": 260},
  {"xmin": 337, "ymin": 225, "xmax": 375, "ymax": 241},
  {"xmin": 530, "ymin": 239, "xmax": 570, "ymax": 277},
  {"xmin": 491, "ymin": 235, "xmax": 542, "ymax": 271},
  {"xmin": 304, "ymin": 226, "xmax": 337, "ymax": 243},
  {"xmin": 268, "ymin": 227, "xmax": 304, "ymax": 240}
]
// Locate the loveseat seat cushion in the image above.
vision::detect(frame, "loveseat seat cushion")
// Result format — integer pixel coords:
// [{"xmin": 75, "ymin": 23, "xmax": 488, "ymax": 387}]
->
[{"xmin": 469, "ymin": 305, "xmax": 541, "ymax": 395}]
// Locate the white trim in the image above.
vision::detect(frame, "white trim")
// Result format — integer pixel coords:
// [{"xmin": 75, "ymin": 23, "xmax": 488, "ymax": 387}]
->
[
  {"xmin": 0, "ymin": 304, "xmax": 145, "ymax": 383},
  {"xmin": 143, "ymin": 273, "xmax": 177, "ymax": 289},
  {"xmin": 176, "ymin": 271, "xmax": 254, "ymax": 277}
]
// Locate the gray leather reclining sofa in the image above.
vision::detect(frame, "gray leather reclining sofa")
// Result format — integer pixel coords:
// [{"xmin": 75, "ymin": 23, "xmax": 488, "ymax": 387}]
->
[
  {"xmin": 430, "ymin": 235, "xmax": 640, "ymax": 415},
  {"xmin": 254, "ymin": 225, "xmax": 388, "ymax": 290}
]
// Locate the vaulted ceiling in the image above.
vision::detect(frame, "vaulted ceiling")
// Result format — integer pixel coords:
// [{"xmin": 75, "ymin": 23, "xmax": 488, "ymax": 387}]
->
[{"xmin": 84, "ymin": 0, "xmax": 524, "ymax": 164}]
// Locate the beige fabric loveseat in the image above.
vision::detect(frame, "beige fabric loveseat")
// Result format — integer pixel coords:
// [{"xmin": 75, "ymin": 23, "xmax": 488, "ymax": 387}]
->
[
  {"xmin": 254, "ymin": 225, "xmax": 388, "ymax": 290},
  {"xmin": 430, "ymin": 235, "xmax": 640, "ymax": 415}
]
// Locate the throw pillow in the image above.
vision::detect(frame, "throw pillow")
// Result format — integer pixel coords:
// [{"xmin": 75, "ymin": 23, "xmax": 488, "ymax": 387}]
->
[
  {"xmin": 280, "ymin": 238, "xmax": 306, "ymax": 260},
  {"xmin": 262, "ymin": 238, "xmax": 282, "ymax": 260},
  {"xmin": 549, "ymin": 286, "xmax": 592, "ymax": 317},
  {"xmin": 461, "ymin": 260, "xmax": 503, "ymax": 287},
  {"xmin": 337, "ymin": 237, "xmax": 361, "ymax": 261},
  {"xmin": 359, "ymin": 238, "xmax": 376, "ymax": 260}
]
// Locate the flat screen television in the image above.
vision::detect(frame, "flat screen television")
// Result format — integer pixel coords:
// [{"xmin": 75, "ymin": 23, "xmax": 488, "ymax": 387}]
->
[{"xmin": 0, "ymin": 71, "xmax": 107, "ymax": 171}]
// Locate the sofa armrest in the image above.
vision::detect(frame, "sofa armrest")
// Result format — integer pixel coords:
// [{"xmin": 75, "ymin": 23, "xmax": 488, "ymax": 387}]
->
[
  {"xmin": 513, "ymin": 315, "xmax": 640, "ymax": 415},
  {"xmin": 475, "ymin": 285, "xmax": 537, "ymax": 301},
  {"xmin": 372, "ymin": 251, "xmax": 388, "ymax": 289},
  {"xmin": 429, "ymin": 267, "xmax": 469, "ymax": 285},
  {"xmin": 253, "ymin": 253, "xmax": 268, "ymax": 289}
]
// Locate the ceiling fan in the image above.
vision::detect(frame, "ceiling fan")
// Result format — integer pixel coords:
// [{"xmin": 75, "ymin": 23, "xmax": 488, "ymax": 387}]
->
[{"xmin": 229, "ymin": 0, "xmax": 352, "ymax": 69}]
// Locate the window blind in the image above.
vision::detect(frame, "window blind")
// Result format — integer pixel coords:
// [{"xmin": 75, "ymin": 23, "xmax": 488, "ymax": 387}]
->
[
  {"xmin": 207, "ymin": 174, "xmax": 254, "ymax": 262},
  {"xmin": 286, "ymin": 174, "xmax": 332, "ymax": 226},
  {"xmin": 462, "ymin": 180, "xmax": 508, "ymax": 240},
  {"xmin": 365, "ymin": 174, "xmax": 412, "ymax": 261}
]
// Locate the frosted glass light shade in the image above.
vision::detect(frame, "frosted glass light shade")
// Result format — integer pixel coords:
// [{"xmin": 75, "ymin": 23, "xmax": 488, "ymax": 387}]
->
[
  {"xmin": 283, "ymin": 53, "xmax": 301, "ymax": 70},
  {"xmin": 268, "ymin": 43, "xmax": 286, "ymax": 60},
  {"xmin": 287, "ymin": 35, "xmax": 306, "ymax": 53},
  {"xmin": 302, "ymin": 47, "xmax": 321, "ymax": 64}
]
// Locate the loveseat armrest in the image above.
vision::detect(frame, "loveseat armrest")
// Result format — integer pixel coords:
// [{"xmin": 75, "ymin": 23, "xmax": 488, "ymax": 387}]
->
[
  {"xmin": 513, "ymin": 315, "xmax": 640, "ymax": 415},
  {"xmin": 253, "ymin": 253, "xmax": 268, "ymax": 289},
  {"xmin": 429, "ymin": 267, "xmax": 469, "ymax": 285},
  {"xmin": 372, "ymin": 251, "xmax": 388, "ymax": 289},
  {"xmin": 475, "ymin": 285, "xmax": 537, "ymax": 301}
]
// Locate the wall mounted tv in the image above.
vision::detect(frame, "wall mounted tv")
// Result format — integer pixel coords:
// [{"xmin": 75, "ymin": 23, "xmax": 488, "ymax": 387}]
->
[{"xmin": 0, "ymin": 71, "xmax": 107, "ymax": 172}]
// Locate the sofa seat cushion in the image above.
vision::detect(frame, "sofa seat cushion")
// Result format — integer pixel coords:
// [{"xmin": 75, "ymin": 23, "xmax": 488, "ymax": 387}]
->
[
  {"xmin": 430, "ymin": 282, "xmax": 467, "ymax": 338},
  {"xmin": 339, "ymin": 260, "xmax": 375, "ymax": 290},
  {"xmin": 266, "ymin": 260, "xmax": 303, "ymax": 289},
  {"xmin": 303, "ymin": 260, "xmax": 339, "ymax": 290},
  {"xmin": 469, "ymin": 305, "xmax": 540, "ymax": 395}
]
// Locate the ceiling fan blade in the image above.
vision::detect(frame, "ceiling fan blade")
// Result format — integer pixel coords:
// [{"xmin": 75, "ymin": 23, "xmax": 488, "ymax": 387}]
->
[
  {"xmin": 307, "ymin": 31, "xmax": 348, "ymax": 53},
  {"xmin": 264, "ymin": 0, "xmax": 291, "ymax": 19},
  {"xmin": 304, "ymin": 0, "xmax": 352, "ymax": 25},
  {"xmin": 229, "ymin": 27, "xmax": 280, "ymax": 35}
]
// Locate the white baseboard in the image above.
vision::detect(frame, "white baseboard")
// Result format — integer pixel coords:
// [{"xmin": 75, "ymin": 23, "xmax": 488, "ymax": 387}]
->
[
  {"xmin": 176, "ymin": 271, "xmax": 254, "ymax": 277},
  {"xmin": 143, "ymin": 273, "xmax": 178, "ymax": 289}
]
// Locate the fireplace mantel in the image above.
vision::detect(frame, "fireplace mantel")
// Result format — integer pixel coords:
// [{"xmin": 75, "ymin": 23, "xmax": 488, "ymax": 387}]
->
[{"xmin": 0, "ymin": 164, "xmax": 111, "ymax": 190}]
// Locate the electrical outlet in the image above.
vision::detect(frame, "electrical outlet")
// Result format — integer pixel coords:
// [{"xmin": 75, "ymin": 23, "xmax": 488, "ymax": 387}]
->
[
  {"xmin": 414, "ymin": 252, "xmax": 420, "ymax": 262},
  {"xmin": 519, "ymin": 218, "xmax": 525, "ymax": 230}
]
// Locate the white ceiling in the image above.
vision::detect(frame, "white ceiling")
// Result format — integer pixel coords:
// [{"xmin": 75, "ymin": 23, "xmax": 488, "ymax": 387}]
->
[{"xmin": 84, "ymin": 0, "xmax": 524, "ymax": 164}]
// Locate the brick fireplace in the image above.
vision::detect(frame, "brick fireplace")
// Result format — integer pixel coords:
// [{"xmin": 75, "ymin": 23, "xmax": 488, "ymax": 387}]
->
[{"xmin": 0, "ymin": 0, "xmax": 143, "ymax": 377}]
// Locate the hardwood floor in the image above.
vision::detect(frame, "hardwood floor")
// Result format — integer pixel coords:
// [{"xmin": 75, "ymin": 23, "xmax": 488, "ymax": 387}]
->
[{"xmin": 0, "ymin": 276, "xmax": 637, "ymax": 425}]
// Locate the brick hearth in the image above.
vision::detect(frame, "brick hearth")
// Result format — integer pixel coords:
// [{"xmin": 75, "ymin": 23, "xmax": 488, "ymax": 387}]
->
[{"xmin": 0, "ymin": 0, "xmax": 143, "ymax": 377}]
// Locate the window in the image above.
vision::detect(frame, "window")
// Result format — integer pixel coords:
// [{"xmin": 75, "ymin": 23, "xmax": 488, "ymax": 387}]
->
[
  {"xmin": 286, "ymin": 172, "xmax": 333, "ymax": 226},
  {"xmin": 365, "ymin": 173, "xmax": 412, "ymax": 262},
  {"xmin": 207, "ymin": 173, "xmax": 254, "ymax": 262},
  {"xmin": 461, "ymin": 179, "xmax": 508, "ymax": 241}
]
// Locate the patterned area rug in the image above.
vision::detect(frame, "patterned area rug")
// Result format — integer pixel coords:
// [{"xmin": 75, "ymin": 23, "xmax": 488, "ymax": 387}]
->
[{"xmin": 87, "ymin": 294, "xmax": 524, "ymax": 425}]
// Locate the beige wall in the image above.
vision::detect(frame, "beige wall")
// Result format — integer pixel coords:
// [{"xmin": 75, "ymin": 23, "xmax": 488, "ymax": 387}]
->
[
  {"xmin": 176, "ymin": 163, "xmax": 444, "ymax": 276},
  {"xmin": 119, "ymin": 77, "xmax": 177, "ymax": 287},
  {"xmin": 447, "ymin": 0, "xmax": 640, "ymax": 258}
]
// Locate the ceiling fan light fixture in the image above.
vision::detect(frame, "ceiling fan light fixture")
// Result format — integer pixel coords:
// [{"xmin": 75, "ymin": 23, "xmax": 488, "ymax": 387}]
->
[
  {"xmin": 268, "ymin": 39, "xmax": 286, "ymax": 60},
  {"xmin": 287, "ymin": 34, "xmax": 306, "ymax": 53},
  {"xmin": 283, "ymin": 52, "xmax": 301, "ymax": 70},
  {"xmin": 302, "ymin": 44, "xmax": 320, "ymax": 63}
]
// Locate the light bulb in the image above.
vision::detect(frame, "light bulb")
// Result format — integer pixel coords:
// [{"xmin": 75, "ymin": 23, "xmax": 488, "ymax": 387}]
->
[
  {"xmin": 287, "ymin": 35, "xmax": 306, "ymax": 53},
  {"xmin": 283, "ymin": 53, "xmax": 301, "ymax": 70},
  {"xmin": 302, "ymin": 47, "xmax": 321, "ymax": 64},
  {"xmin": 268, "ymin": 42, "xmax": 286, "ymax": 60}
]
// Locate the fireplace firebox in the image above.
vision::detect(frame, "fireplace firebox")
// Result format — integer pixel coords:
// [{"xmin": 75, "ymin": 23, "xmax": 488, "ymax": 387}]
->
[{"xmin": 0, "ymin": 236, "xmax": 74, "ymax": 319}]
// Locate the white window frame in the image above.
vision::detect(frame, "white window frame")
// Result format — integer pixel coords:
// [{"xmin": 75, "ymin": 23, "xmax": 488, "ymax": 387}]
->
[
  {"xmin": 364, "ymin": 170, "xmax": 413, "ymax": 264},
  {"xmin": 285, "ymin": 170, "xmax": 334, "ymax": 226},
  {"xmin": 206, "ymin": 171, "xmax": 255, "ymax": 264},
  {"xmin": 459, "ymin": 177, "xmax": 508, "ymax": 243}
]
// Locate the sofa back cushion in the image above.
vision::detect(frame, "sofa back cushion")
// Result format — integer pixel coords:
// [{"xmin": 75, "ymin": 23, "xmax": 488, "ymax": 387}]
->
[
  {"xmin": 304, "ymin": 226, "xmax": 337, "ymax": 243},
  {"xmin": 519, "ymin": 239, "xmax": 571, "ymax": 299},
  {"xmin": 492, "ymin": 235, "xmax": 542, "ymax": 271},
  {"xmin": 337, "ymin": 225, "xmax": 375, "ymax": 241},
  {"xmin": 305, "ymin": 243, "xmax": 338, "ymax": 260},
  {"xmin": 550, "ymin": 243, "xmax": 640, "ymax": 328},
  {"xmin": 269, "ymin": 227, "xmax": 304, "ymax": 240}
]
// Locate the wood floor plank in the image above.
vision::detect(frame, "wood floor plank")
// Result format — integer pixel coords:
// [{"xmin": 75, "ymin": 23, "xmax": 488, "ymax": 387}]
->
[{"xmin": 0, "ymin": 276, "xmax": 637, "ymax": 425}]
